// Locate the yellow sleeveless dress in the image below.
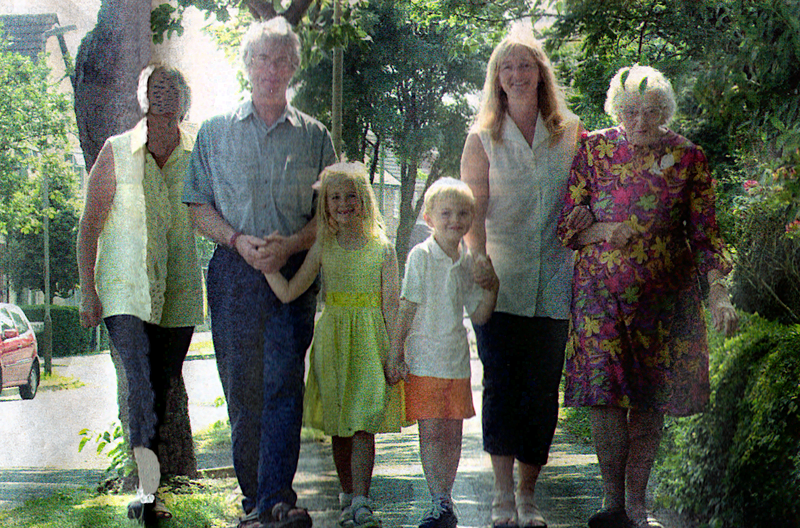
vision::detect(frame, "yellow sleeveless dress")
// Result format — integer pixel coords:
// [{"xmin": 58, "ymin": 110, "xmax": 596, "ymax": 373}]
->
[{"xmin": 303, "ymin": 236, "xmax": 405, "ymax": 436}]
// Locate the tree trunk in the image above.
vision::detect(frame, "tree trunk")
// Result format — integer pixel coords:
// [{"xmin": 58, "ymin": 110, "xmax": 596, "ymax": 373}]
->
[
  {"xmin": 395, "ymin": 158, "xmax": 420, "ymax": 276},
  {"xmin": 74, "ymin": 0, "xmax": 197, "ymax": 478}
]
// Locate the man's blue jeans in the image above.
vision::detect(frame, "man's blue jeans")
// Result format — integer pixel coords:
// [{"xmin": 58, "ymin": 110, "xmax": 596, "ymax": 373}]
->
[{"xmin": 207, "ymin": 245, "xmax": 316, "ymax": 516}]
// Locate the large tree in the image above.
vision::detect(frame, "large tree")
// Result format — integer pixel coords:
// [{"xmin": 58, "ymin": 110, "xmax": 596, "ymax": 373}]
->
[{"xmin": 292, "ymin": 0, "xmax": 488, "ymax": 269}]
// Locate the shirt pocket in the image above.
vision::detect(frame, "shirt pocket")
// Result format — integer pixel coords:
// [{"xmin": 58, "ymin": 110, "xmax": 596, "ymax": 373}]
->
[{"xmin": 273, "ymin": 159, "xmax": 318, "ymax": 219}]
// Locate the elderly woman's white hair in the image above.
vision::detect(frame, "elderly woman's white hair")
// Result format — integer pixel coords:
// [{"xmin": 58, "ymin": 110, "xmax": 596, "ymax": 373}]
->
[
  {"xmin": 240, "ymin": 17, "xmax": 301, "ymax": 71},
  {"xmin": 604, "ymin": 65, "xmax": 677, "ymax": 124},
  {"xmin": 137, "ymin": 63, "xmax": 191, "ymax": 122}
]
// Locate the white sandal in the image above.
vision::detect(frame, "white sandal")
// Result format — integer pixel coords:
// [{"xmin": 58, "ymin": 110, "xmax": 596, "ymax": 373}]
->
[
  {"xmin": 516, "ymin": 492, "xmax": 546, "ymax": 527},
  {"xmin": 491, "ymin": 490, "xmax": 517, "ymax": 528}
]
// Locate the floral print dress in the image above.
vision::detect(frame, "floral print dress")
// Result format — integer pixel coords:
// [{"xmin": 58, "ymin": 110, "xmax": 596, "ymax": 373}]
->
[{"xmin": 557, "ymin": 127, "xmax": 732, "ymax": 416}]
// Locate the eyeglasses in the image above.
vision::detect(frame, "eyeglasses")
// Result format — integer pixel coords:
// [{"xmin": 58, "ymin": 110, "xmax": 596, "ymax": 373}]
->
[
  {"xmin": 620, "ymin": 106, "xmax": 663, "ymax": 121},
  {"xmin": 251, "ymin": 53, "xmax": 295, "ymax": 71}
]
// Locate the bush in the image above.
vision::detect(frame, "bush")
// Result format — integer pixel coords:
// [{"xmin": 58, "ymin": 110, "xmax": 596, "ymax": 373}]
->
[
  {"xmin": 20, "ymin": 305, "xmax": 95, "ymax": 357},
  {"xmin": 655, "ymin": 313, "xmax": 800, "ymax": 527},
  {"xmin": 731, "ymin": 198, "xmax": 800, "ymax": 324}
]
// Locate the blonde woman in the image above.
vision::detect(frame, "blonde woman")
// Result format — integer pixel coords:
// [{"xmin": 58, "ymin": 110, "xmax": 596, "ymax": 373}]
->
[{"xmin": 461, "ymin": 23, "xmax": 582, "ymax": 528}]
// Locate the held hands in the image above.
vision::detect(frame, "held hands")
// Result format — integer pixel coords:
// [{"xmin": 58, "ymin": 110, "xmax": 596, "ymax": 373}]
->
[
  {"xmin": 234, "ymin": 231, "xmax": 292, "ymax": 273},
  {"xmin": 384, "ymin": 354, "xmax": 409, "ymax": 386},
  {"xmin": 473, "ymin": 254, "xmax": 499, "ymax": 291},
  {"xmin": 709, "ymin": 283, "xmax": 739, "ymax": 336},
  {"xmin": 79, "ymin": 286, "xmax": 103, "ymax": 328},
  {"xmin": 565, "ymin": 205, "xmax": 594, "ymax": 232}
]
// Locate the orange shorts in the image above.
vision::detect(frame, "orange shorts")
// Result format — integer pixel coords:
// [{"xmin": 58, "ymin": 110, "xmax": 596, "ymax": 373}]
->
[{"xmin": 404, "ymin": 374, "xmax": 475, "ymax": 421}]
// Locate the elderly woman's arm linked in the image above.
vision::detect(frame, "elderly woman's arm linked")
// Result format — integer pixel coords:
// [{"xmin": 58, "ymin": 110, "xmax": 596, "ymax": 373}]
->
[{"xmin": 77, "ymin": 143, "xmax": 116, "ymax": 328}]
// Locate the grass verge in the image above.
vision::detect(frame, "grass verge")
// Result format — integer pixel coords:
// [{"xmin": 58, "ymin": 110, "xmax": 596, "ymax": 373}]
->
[
  {"xmin": 40, "ymin": 372, "xmax": 85, "ymax": 391},
  {"xmin": 0, "ymin": 479, "xmax": 239, "ymax": 528}
]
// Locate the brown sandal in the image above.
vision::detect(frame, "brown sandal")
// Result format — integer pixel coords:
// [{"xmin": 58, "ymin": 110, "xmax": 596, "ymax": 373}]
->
[{"xmin": 265, "ymin": 502, "xmax": 313, "ymax": 528}]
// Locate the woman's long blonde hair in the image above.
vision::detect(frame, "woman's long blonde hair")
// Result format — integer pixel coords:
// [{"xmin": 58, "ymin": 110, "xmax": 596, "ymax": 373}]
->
[
  {"xmin": 474, "ymin": 24, "xmax": 568, "ymax": 143},
  {"xmin": 316, "ymin": 162, "xmax": 387, "ymax": 243}
]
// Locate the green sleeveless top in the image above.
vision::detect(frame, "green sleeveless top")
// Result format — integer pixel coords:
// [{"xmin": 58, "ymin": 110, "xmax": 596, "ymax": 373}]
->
[{"xmin": 95, "ymin": 119, "xmax": 203, "ymax": 327}]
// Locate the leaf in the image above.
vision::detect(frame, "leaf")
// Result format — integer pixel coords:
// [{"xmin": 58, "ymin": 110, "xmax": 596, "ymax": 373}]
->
[{"xmin": 638, "ymin": 76, "xmax": 648, "ymax": 93}]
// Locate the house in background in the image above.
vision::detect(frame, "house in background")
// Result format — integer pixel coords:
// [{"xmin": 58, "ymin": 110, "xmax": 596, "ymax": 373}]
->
[{"xmin": 371, "ymin": 150, "xmax": 431, "ymax": 249}]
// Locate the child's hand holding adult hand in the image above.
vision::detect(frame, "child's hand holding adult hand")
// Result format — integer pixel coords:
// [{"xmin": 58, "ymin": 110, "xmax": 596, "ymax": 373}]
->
[
  {"xmin": 384, "ymin": 357, "xmax": 408, "ymax": 385},
  {"xmin": 473, "ymin": 255, "xmax": 499, "ymax": 291}
]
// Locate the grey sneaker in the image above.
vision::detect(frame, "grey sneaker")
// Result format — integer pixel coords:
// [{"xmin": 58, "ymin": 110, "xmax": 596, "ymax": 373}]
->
[{"xmin": 418, "ymin": 500, "xmax": 457, "ymax": 528}]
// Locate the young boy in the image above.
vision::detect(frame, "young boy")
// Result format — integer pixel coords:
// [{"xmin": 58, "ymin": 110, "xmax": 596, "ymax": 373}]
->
[{"xmin": 392, "ymin": 177, "xmax": 499, "ymax": 528}]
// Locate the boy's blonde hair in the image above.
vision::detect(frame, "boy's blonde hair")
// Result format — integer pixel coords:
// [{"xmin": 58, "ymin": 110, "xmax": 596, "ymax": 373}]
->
[
  {"xmin": 423, "ymin": 177, "xmax": 476, "ymax": 217},
  {"xmin": 317, "ymin": 162, "xmax": 386, "ymax": 242}
]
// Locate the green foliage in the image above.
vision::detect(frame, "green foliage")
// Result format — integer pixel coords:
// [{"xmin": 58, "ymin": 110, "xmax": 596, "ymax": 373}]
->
[
  {"xmin": 2, "ymin": 201, "xmax": 80, "ymax": 301},
  {"xmin": 0, "ymin": 34, "xmax": 75, "ymax": 238},
  {"xmin": 78, "ymin": 423, "xmax": 134, "ymax": 479},
  {"xmin": 719, "ymin": 175, "xmax": 800, "ymax": 324},
  {"xmin": 20, "ymin": 305, "xmax": 92, "ymax": 357},
  {"xmin": 655, "ymin": 313, "xmax": 800, "ymax": 527},
  {"xmin": 151, "ymin": 0, "xmax": 232, "ymax": 44}
]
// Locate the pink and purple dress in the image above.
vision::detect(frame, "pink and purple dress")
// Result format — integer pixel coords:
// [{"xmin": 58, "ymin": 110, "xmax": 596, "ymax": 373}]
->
[{"xmin": 558, "ymin": 127, "xmax": 732, "ymax": 416}]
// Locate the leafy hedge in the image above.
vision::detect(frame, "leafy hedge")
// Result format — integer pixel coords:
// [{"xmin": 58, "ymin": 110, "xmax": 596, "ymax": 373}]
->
[
  {"xmin": 655, "ymin": 314, "xmax": 800, "ymax": 527},
  {"xmin": 20, "ymin": 305, "xmax": 106, "ymax": 357}
]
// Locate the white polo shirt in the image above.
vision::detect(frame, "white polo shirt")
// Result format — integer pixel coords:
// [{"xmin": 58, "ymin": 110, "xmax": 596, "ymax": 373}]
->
[{"xmin": 401, "ymin": 236, "xmax": 485, "ymax": 379}]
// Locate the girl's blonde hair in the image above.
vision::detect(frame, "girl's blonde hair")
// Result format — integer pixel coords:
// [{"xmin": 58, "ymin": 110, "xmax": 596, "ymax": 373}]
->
[
  {"xmin": 473, "ymin": 22, "xmax": 568, "ymax": 144},
  {"xmin": 316, "ymin": 162, "xmax": 386, "ymax": 242}
]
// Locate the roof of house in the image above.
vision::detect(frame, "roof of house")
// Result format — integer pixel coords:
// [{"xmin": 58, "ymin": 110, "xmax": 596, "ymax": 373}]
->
[{"xmin": 0, "ymin": 13, "xmax": 69, "ymax": 61}]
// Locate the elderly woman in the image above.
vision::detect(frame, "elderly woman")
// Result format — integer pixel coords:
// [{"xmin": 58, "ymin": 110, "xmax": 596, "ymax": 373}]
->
[
  {"xmin": 461, "ymin": 24, "xmax": 582, "ymax": 528},
  {"xmin": 557, "ymin": 65, "xmax": 738, "ymax": 528},
  {"xmin": 77, "ymin": 64, "xmax": 203, "ymax": 524}
]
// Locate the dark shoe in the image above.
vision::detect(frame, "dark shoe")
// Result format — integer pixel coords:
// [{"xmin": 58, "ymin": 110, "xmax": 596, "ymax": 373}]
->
[
  {"xmin": 263, "ymin": 502, "xmax": 313, "ymax": 528},
  {"xmin": 587, "ymin": 509, "xmax": 633, "ymax": 528},
  {"xmin": 419, "ymin": 501, "xmax": 457, "ymax": 528}
]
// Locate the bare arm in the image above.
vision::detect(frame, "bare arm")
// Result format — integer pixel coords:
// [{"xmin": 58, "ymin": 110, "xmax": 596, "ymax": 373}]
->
[
  {"xmin": 381, "ymin": 245, "xmax": 406, "ymax": 385},
  {"xmin": 461, "ymin": 132, "xmax": 489, "ymax": 256},
  {"xmin": 187, "ymin": 203, "xmax": 272, "ymax": 271},
  {"xmin": 76, "ymin": 143, "xmax": 116, "ymax": 328},
  {"xmin": 263, "ymin": 238, "xmax": 323, "ymax": 303},
  {"xmin": 389, "ymin": 298, "xmax": 417, "ymax": 385},
  {"xmin": 707, "ymin": 269, "xmax": 738, "ymax": 336},
  {"xmin": 470, "ymin": 255, "xmax": 499, "ymax": 325}
]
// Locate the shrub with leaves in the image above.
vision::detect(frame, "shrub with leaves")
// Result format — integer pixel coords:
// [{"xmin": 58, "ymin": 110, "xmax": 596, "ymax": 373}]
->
[{"xmin": 655, "ymin": 313, "xmax": 800, "ymax": 527}]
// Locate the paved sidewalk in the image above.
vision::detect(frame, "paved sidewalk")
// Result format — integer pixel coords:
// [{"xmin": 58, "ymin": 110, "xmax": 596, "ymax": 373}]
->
[{"xmin": 293, "ymin": 425, "xmax": 604, "ymax": 528}]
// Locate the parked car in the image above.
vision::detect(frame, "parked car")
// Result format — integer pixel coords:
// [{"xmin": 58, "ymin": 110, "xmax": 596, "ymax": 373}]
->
[{"xmin": 0, "ymin": 303, "xmax": 40, "ymax": 399}]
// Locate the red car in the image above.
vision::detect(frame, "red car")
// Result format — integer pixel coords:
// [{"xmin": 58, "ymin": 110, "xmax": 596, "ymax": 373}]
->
[{"xmin": 0, "ymin": 303, "xmax": 40, "ymax": 399}]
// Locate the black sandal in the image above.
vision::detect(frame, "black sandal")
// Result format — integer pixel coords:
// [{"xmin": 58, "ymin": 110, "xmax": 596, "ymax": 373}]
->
[{"xmin": 587, "ymin": 509, "xmax": 633, "ymax": 528}]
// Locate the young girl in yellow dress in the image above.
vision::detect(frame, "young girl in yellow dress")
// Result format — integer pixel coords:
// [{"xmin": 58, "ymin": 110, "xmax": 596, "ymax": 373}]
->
[{"xmin": 265, "ymin": 162, "xmax": 406, "ymax": 528}]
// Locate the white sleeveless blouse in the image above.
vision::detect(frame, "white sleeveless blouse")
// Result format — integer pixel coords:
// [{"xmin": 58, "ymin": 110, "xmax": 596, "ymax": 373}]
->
[{"xmin": 478, "ymin": 112, "xmax": 579, "ymax": 319}]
